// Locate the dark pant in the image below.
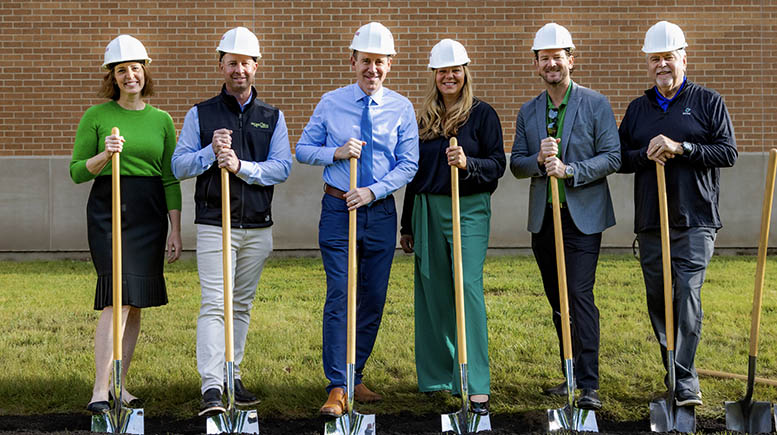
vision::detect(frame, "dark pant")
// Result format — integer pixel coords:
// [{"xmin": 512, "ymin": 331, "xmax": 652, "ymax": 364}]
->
[
  {"xmin": 638, "ymin": 227, "xmax": 715, "ymax": 394},
  {"xmin": 532, "ymin": 207, "xmax": 602, "ymax": 390},
  {"xmin": 319, "ymin": 193, "xmax": 397, "ymax": 392}
]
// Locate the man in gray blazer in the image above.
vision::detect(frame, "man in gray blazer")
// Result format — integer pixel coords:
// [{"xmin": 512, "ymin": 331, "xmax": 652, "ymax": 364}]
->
[{"xmin": 510, "ymin": 23, "xmax": 620, "ymax": 410}]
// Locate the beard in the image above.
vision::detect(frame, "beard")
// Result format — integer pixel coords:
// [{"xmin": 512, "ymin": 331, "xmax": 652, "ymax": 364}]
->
[{"xmin": 541, "ymin": 68, "xmax": 569, "ymax": 86}]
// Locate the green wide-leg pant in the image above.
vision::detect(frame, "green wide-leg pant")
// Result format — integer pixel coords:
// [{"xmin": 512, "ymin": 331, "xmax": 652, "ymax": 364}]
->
[{"xmin": 412, "ymin": 192, "xmax": 491, "ymax": 395}]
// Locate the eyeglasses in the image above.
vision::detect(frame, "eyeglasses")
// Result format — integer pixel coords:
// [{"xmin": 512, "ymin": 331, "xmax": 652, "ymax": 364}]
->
[{"xmin": 547, "ymin": 108, "xmax": 559, "ymax": 137}]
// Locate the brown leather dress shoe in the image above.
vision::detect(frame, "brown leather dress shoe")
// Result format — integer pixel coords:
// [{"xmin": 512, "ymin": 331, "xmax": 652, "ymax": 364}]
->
[
  {"xmin": 354, "ymin": 383, "xmax": 383, "ymax": 402},
  {"xmin": 320, "ymin": 387, "xmax": 347, "ymax": 417}
]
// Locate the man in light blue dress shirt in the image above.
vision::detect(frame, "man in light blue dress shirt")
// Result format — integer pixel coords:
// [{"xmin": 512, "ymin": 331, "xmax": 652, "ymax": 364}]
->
[
  {"xmin": 171, "ymin": 27, "xmax": 292, "ymax": 417},
  {"xmin": 296, "ymin": 22, "xmax": 419, "ymax": 417}
]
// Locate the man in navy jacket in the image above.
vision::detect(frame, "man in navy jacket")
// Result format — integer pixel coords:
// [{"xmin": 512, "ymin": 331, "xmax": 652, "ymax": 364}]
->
[{"xmin": 619, "ymin": 21, "xmax": 737, "ymax": 407}]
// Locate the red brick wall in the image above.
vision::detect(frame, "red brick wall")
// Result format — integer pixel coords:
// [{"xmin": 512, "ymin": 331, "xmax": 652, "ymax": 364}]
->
[{"xmin": 1, "ymin": 1, "xmax": 774, "ymax": 156}]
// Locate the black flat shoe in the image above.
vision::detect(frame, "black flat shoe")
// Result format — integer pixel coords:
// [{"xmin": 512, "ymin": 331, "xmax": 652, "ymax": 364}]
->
[
  {"xmin": 577, "ymin": 389, "xmax": 602, "ymax": 410},
  {"xmin": 469, "ymin": 399, "xmax": 489, "ymax": 415},
  {"xmin": 86, "ymin": 401, "xmax": 110, "ymax": 414},
  {"xmin": 108, "ymin": 391, "xmax": 144, "ymax": 408}
]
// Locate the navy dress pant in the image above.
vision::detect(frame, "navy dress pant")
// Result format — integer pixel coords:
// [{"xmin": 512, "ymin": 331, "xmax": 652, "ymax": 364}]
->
[
  {"xmin": 319, "ymin": 193, "xmax": 397, "ymax": 392},
  {"xmin": 531, "ymin": 206, "xmax": 602, "ymax": 390}
]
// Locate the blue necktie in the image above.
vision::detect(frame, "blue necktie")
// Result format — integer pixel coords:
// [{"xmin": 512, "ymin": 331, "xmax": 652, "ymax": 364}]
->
[{"xmin": 359, "ymin": 96, "xmax": 374, "ymax": 187}]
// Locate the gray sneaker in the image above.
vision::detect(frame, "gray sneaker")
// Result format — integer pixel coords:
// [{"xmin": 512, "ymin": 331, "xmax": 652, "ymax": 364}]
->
[{"xmin": 675, "ymin": 390, "xmax": 702, "ymax": 407}]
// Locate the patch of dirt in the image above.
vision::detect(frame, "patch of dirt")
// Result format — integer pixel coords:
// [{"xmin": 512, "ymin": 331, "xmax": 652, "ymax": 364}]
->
[{"xmin": 0, "ymin": 412, "xmax": 727, "ymax": 434}]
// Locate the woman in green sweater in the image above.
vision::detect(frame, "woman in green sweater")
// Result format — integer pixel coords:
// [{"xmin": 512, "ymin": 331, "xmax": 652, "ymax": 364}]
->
[{"xmin": 69, "ymin": 35, "xmax": 182, "ymax": 414}]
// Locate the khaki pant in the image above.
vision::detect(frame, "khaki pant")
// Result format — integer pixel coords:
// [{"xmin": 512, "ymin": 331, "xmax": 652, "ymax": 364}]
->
[{"xmin": 195, "ymin": 224, "xmax": 273, "ymax": 394}]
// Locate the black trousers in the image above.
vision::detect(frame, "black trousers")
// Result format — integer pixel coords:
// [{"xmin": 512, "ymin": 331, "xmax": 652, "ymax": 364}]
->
[{"xmin": 531, "ymin": 206, "xmax": 602, "ymax": 390}]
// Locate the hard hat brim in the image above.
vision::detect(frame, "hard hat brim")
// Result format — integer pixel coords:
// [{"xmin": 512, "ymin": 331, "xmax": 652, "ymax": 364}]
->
[{"xmin": 101, "ymin": 58, "xmax": 152, "ymax": 70}]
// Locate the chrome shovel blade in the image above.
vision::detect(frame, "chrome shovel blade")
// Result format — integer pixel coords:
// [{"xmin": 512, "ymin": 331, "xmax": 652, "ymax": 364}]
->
[
  {"xmin": 441, "ymin": 410, "xmax": 491, "ymax": 434},
  {"xmin": 650, "ymin": 398, "xmax": 695, "ymax": 433},
  {"xmin": 649, "ymin": 398, "xmax": 671, "ymax": 433},
  {"xmin": 725, "ymin": 400, "xmax": 773, "ymax": 433},
  {"xmin": 548, "ymin": 405, "xmax": 598, "ymax": 432},
  {"xmin": 91, "ymin": 407, "xmax": 144, "ymax": 434},
  {"xmin": 206, "ymin": 409, "xmax": 259, "ymax": 434},
  {"xmin": 324, "ymin": 411, "xmax": 376, "ymax": 435}
]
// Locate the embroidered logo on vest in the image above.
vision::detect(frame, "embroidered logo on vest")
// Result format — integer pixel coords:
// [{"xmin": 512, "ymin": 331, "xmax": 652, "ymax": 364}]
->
[
  {"xmin": 682, "ymin": 107, "xmax": 692, "ymax": 116},
  {"xmin": 251, "ymin": 121, "xmax": 270, "ymax": 129}
]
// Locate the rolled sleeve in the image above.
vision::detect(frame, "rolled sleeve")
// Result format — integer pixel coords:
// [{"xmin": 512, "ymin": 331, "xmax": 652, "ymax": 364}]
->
[{"xmin": 171, "ymin": 106, "xmax": 216, "ymax": 180}]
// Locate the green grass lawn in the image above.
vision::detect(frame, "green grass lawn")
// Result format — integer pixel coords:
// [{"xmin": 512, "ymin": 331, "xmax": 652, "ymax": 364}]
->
[{"xmin": 0, "ymin": 254, "xmax": 776, "ymax": 421}]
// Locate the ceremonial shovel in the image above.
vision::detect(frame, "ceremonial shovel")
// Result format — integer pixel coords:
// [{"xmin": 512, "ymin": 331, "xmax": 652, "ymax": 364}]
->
[
  {"xmin": 546, "ymin": 175, "xmax": 598, "ymax": 432},
  {"xmin": 724, "ymin": 149, "xmax": 777, "ymax": 433},
  {"xmin": 441, "ymin": 138, "xmax": 491, "ymax": 434},
  {"xmin": 206, "ymin": 167, "xmax": 260, "ymax": 434},
  {"xmin": 649, "ymin": 163, "xmax": 695, "ymax": 433},
  {"xmin": 91, "ymin": 127, "xmax": 144, "ymax": 434},
  {"xmin": 324, "ymin": 157, "xmax": 376, "ymax": 435}
]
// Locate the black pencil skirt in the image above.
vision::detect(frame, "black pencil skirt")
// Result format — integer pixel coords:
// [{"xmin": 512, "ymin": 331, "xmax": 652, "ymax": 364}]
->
[{"xmin": 87, "ymin": 175, "xmax": 169, "ymax": 310}]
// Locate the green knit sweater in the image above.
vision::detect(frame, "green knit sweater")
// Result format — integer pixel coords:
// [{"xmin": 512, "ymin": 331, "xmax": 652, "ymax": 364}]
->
[{"xmin": 70, "ymin": 101, "xmax": 182, "ymax": 211}]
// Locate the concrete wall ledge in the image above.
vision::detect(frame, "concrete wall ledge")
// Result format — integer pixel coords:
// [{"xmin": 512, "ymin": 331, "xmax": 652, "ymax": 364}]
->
[{"xmin": 0, "ymin": 153, "xmax": 767, "ymax": 253}]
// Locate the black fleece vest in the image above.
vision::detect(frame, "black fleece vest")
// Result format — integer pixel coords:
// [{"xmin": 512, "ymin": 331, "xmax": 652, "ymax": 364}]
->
[{"xmin": 194, "ymin": 86, "xmax": 278, "ymax": 228}]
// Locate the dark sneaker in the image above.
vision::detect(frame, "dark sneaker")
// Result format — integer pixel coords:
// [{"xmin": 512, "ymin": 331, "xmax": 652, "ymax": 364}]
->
[
  {"xmin": 199, "ymin": 388, "xmax": 226, "ymax": 417},
  {"xmin": 470, "ymin": 399, "xmax": 490, "ymax": 415},
  {"xmin": 577, "ymin": 389, "xmax": 602, "ymax": 410},
  {"xmin": 226, "ymin": 379, "xmax": 260, "ymax": 406},
  {"xmin": 675, "ymin": 390, "xmax": 702, "ymax": 407},
  {"xmin": 543, "ymin": 379, "xmax": 576, "ymax": 396}
]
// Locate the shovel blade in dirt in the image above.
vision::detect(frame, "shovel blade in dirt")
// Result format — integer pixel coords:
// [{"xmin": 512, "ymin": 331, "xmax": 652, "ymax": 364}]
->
[
  {"xmin": 91, "ymin": 407, "xmax": 144, "ymax": 434},
  {"xmin": 649, "ymin": 397, "xmax": 695, "ymax": 433},
  {"xmin": 547, "ymin": 405, "xmax": 598, "ymax": 432},
  {"xmin": 324, "ymin": 411, "xmax": 376, "ymax": 435},
  {"xmin": 441, "ymin": 410, "xmax": 491, "ymax": 434},
  {"xmin": 725, "ymin": 399, "xmax": 773, "ymax": 433},
  {"xmin": 206, "ymin": 409, "xmax": 259, "ymax": 434}
]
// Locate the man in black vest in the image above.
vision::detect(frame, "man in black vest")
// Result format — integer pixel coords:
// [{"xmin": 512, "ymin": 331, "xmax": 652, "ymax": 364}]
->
[{"xmin": 172, "ymin": 26, "xmax": 292, "ymax": 417}]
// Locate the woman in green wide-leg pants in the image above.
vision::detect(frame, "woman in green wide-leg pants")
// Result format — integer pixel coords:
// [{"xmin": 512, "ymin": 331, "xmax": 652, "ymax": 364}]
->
[
  {"xmin": 399, "ymin": 39, "xmax": 505, "ymax": 412},
  {"xmin": 411, "ymin": 193, "xmax": 491, "ymax": 395}
]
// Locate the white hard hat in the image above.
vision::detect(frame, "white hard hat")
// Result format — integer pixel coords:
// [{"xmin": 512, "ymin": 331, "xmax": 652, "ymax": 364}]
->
[
  {"xmin": 642, "ymin": 21, "xmax": 687, "ymax": 53},
  {"xmin": 102, "ymin": 35, "xmax": 151, "ymax": 70},
  {"xmin": 531, "ymin": 23, "xmax": 575, "ymax": 51},
  {"xmin": 349, "ymin": 22, "xmax": 396, "ymax": 56},
  {"xmin": 428, "ymin": 39, "xmax": 471, "ymax": 69},
  {"xmin": 217, "ymin": 27, "xmax": 261, "ymax": 58}
]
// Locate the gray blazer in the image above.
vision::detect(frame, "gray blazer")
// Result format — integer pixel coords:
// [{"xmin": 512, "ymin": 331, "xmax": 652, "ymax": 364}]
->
[{"xmin": 510, "ymin": 82, "xmax": 620, "ymax": 235}]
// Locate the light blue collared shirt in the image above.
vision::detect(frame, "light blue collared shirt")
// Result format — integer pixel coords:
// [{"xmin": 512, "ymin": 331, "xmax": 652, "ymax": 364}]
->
[
  {"xmin": 295, "ymin": 83, "xmax": 419, "ymax": 200},
  {"xmin": 172, "ymin": 92, "xmax": 292, "ymax": 185}
]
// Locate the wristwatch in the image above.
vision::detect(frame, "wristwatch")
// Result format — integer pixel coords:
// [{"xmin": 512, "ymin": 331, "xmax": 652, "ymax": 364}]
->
[
  {"xmin": 682, "ymin": 141, "xmax": 693, "ymax": 155},
  {"xmin": 564, "ymin": 164, "xmax": 574, "ymax": 179}
]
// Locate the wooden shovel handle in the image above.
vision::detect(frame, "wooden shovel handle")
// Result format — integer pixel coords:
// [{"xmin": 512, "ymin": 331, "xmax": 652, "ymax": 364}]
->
[
  {"xmin": 347, "ymin": 157, "xmax": 357, "ymax": 365},
  {"xmin": 111, "ymin": 127, "xmax": 122, "ymax": 361},
  {"xmin": 750, "ymin": 149, "xmax": 777, "ymax": 357},
  {"xmin": 656, "ymin": 163, "xmax": 674, "ymax": 352},
  {"xmin": 550, "ymin": 177, "xmax": 572, "ymax": 360},
  {"xmin": 450, "ymin": 138, "xmax": 467, "ymax": 365},
  {"xmin": 221, "ymin": 167, "xmax": 234, "ymax": 363}
]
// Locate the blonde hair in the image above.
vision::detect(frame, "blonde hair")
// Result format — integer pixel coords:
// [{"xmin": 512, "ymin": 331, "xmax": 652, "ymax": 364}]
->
[{"xmin": 418, "ymin": 65, "xmax": 474, "ymax": 141}]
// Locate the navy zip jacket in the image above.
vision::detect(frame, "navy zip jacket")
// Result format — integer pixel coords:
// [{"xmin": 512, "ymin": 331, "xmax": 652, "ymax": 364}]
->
[{"xmin": 618, "ymin": 80, "xmax": 737, "ymax": 233}]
